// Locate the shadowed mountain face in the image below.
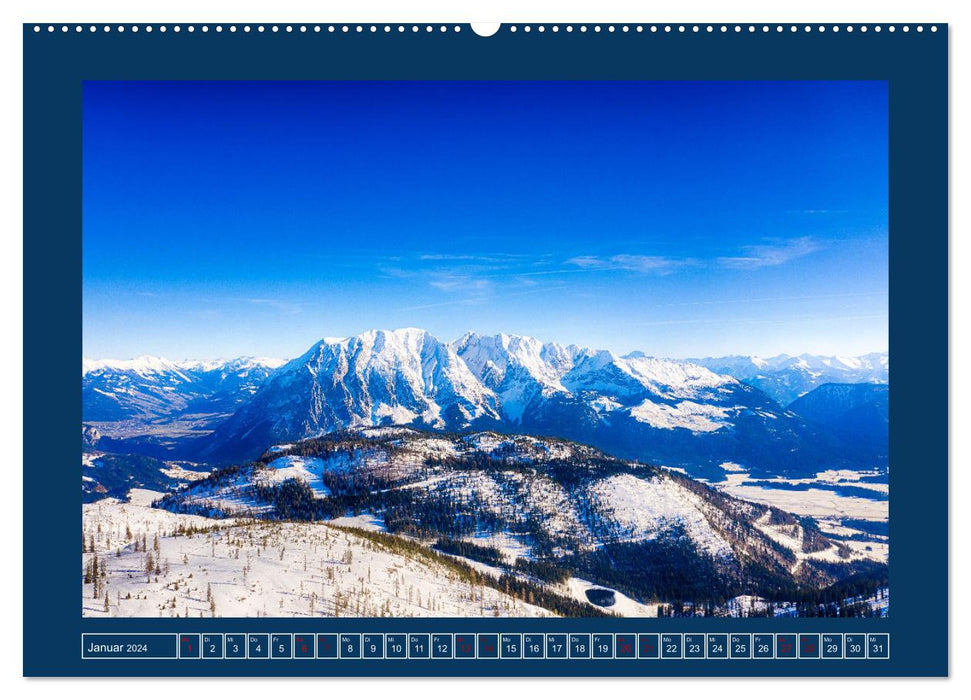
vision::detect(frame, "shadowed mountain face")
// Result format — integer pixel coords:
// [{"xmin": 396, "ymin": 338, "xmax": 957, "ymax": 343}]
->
[
  {"xmin": 167, "ymin": 329, "xmax": 870, "ymax": 478},
  {"xmin": 786, "ymin": 383, "xmax": 889, "ymax": 467}
]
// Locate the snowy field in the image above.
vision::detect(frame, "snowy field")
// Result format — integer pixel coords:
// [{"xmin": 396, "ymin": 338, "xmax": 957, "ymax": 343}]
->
[
  {"xmin": 82, "ymin": 490, "xmax": 553, "ymax": 618},
  {"xmin": 711, "ymin": 470, "xmax": 888, "ymax": 521}
]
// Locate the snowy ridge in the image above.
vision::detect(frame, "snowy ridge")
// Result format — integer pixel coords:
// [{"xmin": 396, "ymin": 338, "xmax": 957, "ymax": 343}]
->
[
  {"xmin": 83, "ymin": 355, "xmax": 285, "ymax": 376},
  {"xmin": 160, "ymin": 428, "xmax": 884, "ymax": 602},
  {"xmin": 448, "ymin": 332, "xmax": 581, "ymax": 420},
  {"xmin": 201, "ymin": 328, "xmax": 822, "ymax": 471},
  {"xmin": 690, "ymin": 352, "xmax": 888, "ymax": 405},
  {"xmin": 168, "ymin": 429, "xmax": 734, "ymax": 558}
]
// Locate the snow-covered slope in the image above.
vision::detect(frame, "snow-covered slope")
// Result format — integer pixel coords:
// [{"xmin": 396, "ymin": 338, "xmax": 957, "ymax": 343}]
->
[
  {"xmin": 689, "ymin": 352, "xmax": 888, "ymax": 405},
  {"xmin": 449, "ymin": 332, "xmax": 581, "ymax": 421},
  {"xmin": 159, "ymin": 428, "xmax": 885, "ymax": 611},
  {"xmin": 82, "ymin": 489, "xmax": 556, "ymax": 618}
]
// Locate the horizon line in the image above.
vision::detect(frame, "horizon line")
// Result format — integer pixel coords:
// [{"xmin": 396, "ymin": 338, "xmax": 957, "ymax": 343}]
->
[{"xmin": 82, "ymin": 326, "xmax": 889, "ymax": 365}]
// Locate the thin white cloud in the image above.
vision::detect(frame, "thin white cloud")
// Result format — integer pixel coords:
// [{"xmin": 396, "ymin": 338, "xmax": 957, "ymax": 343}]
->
[
  {"xmin": 419, "ymin": 254, "xmax": 481, "ymax": 261},
  {"xmin": 566, "ymin": 254, "xmax": 694, "ymax": 275},
  {"xmin": 566, "ymin": 237, "xmax": 822, "ymax": 276},
  {"xmin": 418, "ymin": 253, "xmax": 528, "ymax": 263},
  {"xmin": 716, "ymin": 236, "xmax": 821, "ymax": 270},
  {"xmin": 427, "ymin": 275, "xmax": 492, "ymax": 293}
]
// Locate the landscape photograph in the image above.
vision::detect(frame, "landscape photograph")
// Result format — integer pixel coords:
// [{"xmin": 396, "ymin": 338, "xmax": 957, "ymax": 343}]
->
[{"xmin": 81, "ymin": 80, "xmax": 889, "ymax": 619}]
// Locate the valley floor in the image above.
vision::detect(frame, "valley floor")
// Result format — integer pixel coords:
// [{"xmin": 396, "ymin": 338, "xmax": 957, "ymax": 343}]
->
[
  {"xmin": 710, "ymin": 469, "xmax": 888, "ymax": 521},
  {"xmin": 700, "ymin": 466, "xmax": 889, "ymax": 565}
]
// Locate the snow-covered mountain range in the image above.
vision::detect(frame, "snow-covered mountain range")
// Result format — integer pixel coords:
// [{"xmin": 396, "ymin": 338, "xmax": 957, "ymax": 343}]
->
[
  {"xmin": 174, "ymin": 329, "xmax": 860, "ymax": 477},
  {"xmin": 82, "ymin": 356, "xmax": 285, "ymax": 432},
  {"xmin": 84, "ymin": 330, "xmax": 888, "ymax": 478},
  {"xmin": 202, "ymin": 328, "xmax": 743, "ymax": 450},
  {"xmin": 689, "ymin": 352, "xmax": 888, "ymax": 406}
]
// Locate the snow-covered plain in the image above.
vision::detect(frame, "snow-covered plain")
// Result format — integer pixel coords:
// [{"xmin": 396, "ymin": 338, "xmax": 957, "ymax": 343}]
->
[{"xmin": 713, "ymin": 470, "xmax": 888, "ymax": 522}]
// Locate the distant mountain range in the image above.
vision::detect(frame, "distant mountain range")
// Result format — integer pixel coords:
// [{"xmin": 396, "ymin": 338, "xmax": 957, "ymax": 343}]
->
[
  {"xmin": 689, "ymin": 352, "xmax": 888, "ymax": 406},
  {"xmin": 82, "ymin": 356, "xmax": 285, "ymax": 435},
  {"xmin": 83, "ymin": 330, "xmax": 889, "ymax": 478}
]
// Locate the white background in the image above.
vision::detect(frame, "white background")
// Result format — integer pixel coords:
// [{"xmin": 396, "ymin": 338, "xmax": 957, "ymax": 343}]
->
[{"xmin": 1, "ymin": 0, "xmax": 964, "ymax": 696}]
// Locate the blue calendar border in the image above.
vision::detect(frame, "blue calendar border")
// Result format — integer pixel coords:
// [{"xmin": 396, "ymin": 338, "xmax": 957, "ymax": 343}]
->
[{"xmin": 23, "ymin": 23, "xmax": 948, "ymax": 677}]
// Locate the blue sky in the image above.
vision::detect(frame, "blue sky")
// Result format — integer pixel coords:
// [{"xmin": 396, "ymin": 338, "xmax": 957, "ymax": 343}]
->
[{"xmin": 83, "ymin": 81, "xmax": 888, "ymax": 360}]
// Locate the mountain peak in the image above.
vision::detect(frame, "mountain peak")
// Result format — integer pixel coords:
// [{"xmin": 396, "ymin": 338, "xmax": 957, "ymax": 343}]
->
[
  {"xmin": 85, "ymin": 327, "xmax": 887, "ymax": 477},
  {"xmin": 449, "ymin": 330, "xmax": 573, "ymax": 400},
  {"xmin": 359, "ymin": 327, "xmax": 432, "ymax": 352},
  {"xmin": 369, "ymin": 326, "xmax": 429, "ymax": 339},
  {"xmin": 82, "ymin": 355, "xmax": 178, "ymax": 375}
]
